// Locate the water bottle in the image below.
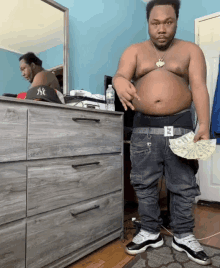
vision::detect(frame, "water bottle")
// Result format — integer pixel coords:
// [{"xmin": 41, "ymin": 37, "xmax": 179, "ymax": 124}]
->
[{"xmin": 106, "ymin": 84, "xmax": 115, "ymax": 111}]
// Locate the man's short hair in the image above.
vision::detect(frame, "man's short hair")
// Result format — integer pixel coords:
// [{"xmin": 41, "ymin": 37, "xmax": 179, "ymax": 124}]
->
[
  {"xmin": 19, "ymin": 52, "xmax": 42, "ymax": 67},
  {"xmin": 146, "ymin": 0, "xmax": 181, "ymax": 21}
]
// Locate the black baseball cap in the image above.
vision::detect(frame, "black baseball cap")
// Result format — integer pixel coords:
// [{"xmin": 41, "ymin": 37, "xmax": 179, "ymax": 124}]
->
[{"xmin": 26, "ymin": 85, "xmax": 62, "ymax": 104}]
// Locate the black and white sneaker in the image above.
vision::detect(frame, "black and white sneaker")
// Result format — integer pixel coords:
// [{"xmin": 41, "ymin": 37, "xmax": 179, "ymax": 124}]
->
[
  {"xmin": 125, "ymin": 229, "xmax": 164, "ymax": 255},
  {"xmin": 172, "ymin": 234, "xmax": 212, "ymax": 266}
]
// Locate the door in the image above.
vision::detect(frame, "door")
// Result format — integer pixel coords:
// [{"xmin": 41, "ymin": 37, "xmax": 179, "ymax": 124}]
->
[{"xmin": 194, "ymin": 12, "xmax": 220, "ymax": 203}]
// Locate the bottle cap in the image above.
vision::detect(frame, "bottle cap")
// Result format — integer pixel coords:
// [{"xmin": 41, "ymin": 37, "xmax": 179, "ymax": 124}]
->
[{"xmin": 108, "ymin": 85, "xmax": 113, "ymax": 88}]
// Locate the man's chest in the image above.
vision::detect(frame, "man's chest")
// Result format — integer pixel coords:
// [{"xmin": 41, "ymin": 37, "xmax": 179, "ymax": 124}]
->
[{"xmin": 135, "ymin": 46, "xmax": 190, "ymax": 82}]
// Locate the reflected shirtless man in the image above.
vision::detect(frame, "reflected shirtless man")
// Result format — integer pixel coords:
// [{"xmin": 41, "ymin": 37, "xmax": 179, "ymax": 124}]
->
[
  {"xmin": 113, "ymin": 0, "xmax": 211, "ymax": 266},
  {"xmin": 19, "ymin": 52, "xmax": 61, "ymax": 101}
]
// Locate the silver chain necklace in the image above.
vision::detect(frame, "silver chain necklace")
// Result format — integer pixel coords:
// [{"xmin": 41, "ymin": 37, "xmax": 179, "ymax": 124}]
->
[{"xmin": 151, "ymin": 39, "xmax": 174, "ymax": 68}]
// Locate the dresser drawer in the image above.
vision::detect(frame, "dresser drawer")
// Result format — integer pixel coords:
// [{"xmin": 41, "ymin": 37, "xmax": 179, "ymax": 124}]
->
[
  {"xmin": 0, "ymin": 219, "xmax": 26, "ymax": 268},
  {"xmin": 0, "ymin": 104, "xmax": 27, "ymax": 162},
  {"xmin": 27, "ymin": 106, "xmax": 123, "ymax": 160},
  {"xmin": 0, "ymin": 162, "xmax": 26, "ymax": 226},
  {"xmin": 27, "ymin": 154, "xmax": 122, "ymax": 216},
  {"xmin": 26, "ymin": 191, "xmax": 123, "ymax": 268}
]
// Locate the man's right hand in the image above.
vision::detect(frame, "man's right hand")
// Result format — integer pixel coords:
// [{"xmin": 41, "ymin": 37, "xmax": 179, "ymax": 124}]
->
[{"xmin": 115, "ymin": 78, "xmax": 140, "ymax": 111}]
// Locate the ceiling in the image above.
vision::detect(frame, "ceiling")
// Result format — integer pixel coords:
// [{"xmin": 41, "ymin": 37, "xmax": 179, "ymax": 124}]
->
[{"xmin": 0, "ymin": 0, "xmax": 64, "ymax": 54}]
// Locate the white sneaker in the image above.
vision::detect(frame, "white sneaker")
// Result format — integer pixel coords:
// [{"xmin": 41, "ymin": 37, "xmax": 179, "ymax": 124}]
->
[
  {"xmin": 125, "ymin": 229, "xmax": 163, "ymax": 255},
  {"xmin": 133, "ymin": 229, "xmax": 160, "ymax": 244},
  {"xmin": 172, "ymin": 234, "xmax": 212, "ymax": 265}
]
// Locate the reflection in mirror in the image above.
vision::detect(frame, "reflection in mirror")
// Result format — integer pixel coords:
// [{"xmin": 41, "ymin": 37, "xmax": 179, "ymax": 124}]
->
[{"xmin": 0, "ymin": 0, "xmax": 69, "ymax": 96}]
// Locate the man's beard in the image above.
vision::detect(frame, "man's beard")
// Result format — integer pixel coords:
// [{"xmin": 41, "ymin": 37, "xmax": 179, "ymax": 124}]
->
[{"xmin": 154, "ymin": 37, "xmax": 175, "ymax": 51}]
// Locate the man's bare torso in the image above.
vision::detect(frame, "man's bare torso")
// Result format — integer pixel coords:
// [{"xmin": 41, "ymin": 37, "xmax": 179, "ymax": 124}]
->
[
  {"xmin": 132, "ymin": 38, "xmax": 192, "ymax": 116},
  {"xmin": 31, "ymin": 70, "xmax": 61, "ymax": 91}
]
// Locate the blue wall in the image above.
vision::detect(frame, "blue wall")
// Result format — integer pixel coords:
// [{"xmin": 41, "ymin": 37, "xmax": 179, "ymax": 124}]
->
[
  {"xmin": 0, "ymin": 49, "xmax": 30, "ymax": 95},
  {"xmin": 56, "ymin": 0, "xmax": 220, "ymax": 95},
  {"xmin": 56, "ymin": 0, "xmax": 147, "ymax": 94},
  {"xmin": 2, "ymin": 0, "xmax": 220, "ymax": 96},
  {"xmin": 38, "ymin": 44, "xmax": 63, "ymax": 70}
]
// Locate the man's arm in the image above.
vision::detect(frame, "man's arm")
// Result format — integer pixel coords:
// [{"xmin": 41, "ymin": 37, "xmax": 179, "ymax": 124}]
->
[
  {"xmin": 188, "ymin": 43, "xmax": 210, "ymax": 129},
  {"xmin": 113, "ymin": 44, "xmax": 140, "ymax": 110},
  {"xmin": 113, "ymin": 44, "xmax": 137, "ymax": 84}
]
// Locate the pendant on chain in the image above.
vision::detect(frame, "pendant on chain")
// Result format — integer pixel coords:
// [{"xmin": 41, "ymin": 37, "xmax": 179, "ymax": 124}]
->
[{"xmin": 156, "ymin": 59, "xmax": 165, "ymax": 68}]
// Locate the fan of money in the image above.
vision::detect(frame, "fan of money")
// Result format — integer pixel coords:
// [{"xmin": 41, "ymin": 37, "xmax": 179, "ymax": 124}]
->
[{"xmin": 169, "ymin": 131, "xmax": 216, "ymax": 161}]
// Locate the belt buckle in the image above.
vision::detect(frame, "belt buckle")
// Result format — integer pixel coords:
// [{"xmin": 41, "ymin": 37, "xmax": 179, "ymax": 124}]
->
[{"xmin": 164, "ymin": 126, "xmax": 174, "ymax": 137}]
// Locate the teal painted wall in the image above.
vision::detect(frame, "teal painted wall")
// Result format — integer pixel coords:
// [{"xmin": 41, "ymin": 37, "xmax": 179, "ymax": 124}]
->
[
  {"xmin": 56, "ymin": 0, "xmax": 220, "ymax": 95},
  {"xmin": 1, "ymin": 0, "xmax": 219, "ymax": 96},
  {"xmin": 38, "ymin": 44, "xmax": 63, "ymax": 70},
  {"xmin": 56, "ymin": 0, "xmax": 147, "ymax": 94},
  {"xmin": 0, "ymin": 49, "xmax": 30, "ymax": 95}
]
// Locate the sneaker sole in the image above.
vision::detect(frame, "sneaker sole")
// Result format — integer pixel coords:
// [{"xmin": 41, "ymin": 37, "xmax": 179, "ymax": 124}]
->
[
  {"xmin": 171, "ymin": 241, "xmax": 212, "ymax": 266},
  {"xmin": 125, "ymin": 238, "xmax": 164, "ymax": 255}
]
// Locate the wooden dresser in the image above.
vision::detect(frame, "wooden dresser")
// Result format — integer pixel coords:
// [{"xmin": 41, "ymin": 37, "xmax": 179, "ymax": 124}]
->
[{"xmin": 0, "ymin": 96, "xmax": 124, "ymax": 268}]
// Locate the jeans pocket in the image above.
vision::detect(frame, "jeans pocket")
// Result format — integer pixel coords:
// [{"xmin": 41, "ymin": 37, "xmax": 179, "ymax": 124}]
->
[
  {"xmin": 178, "ymin": 158, "xmax": 199, "ymax": 175},
  {"xmin": 130, "ymin": 148, "xmax": 149, "ymax": 161},
  {"xmin": 131, "ymin": 133, "xmax": 152, "ymax": 149},
  {"xmin": 130, "ymin": 148, "xmax": 150, "ymax": 180}
]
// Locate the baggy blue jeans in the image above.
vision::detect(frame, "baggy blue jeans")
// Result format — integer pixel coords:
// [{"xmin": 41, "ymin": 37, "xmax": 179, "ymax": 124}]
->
[{"xmin": 130, "ymin": 111, "xmax": 201, "ymax": 238}]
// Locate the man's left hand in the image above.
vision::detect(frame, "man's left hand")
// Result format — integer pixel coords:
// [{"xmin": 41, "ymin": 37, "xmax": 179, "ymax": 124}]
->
[
  {"xmin": 193, "ymin": 126, "xmax": 210, "ymax": 160},
  {"xmin": 193, "ymin": 125, "xmax": 210, "ymax": 143}
]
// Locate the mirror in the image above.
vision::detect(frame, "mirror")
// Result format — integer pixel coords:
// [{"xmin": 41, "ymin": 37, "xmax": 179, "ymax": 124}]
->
[{"xmin": 0, "ymin": 0, "xmax": 69, "ymax": 96}]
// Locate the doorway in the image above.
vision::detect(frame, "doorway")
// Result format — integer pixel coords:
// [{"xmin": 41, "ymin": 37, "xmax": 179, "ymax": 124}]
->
[{"xmin": 195, "ymin": 12, "xmax": 220, "ymax": 203}]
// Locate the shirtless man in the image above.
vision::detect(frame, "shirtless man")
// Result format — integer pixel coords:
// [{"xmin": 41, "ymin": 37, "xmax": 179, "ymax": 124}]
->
[
  {"xmin": 113, "ymin": 0, "xmax": 211, "ymax": 265},
  {"xmin": 19, "ymin": 52, "xmax": 61, "ymax": 100}
]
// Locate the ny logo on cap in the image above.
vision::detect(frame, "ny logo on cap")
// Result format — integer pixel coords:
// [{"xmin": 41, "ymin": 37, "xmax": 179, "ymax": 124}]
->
[{"xmin": 37, "ymin": 87, "xmax": 46, "ymax": 96}]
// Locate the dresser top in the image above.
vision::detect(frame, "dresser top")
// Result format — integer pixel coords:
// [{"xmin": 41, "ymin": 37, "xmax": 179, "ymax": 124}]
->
[{"xmin": 0, "ymin": 96, "xmax": 124, "ymax": 115}]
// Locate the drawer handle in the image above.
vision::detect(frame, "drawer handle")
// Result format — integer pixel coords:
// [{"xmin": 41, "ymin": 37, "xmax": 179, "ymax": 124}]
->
[
  {"xmin": 70, "ymin": 205, "xmax": 100, "ymax": 216},
  {"xmin": 72, "ymin": 161, "xmax": 100, "ymax": 168},
  {"xmin": 72, "ymin": 118, "xmax": 100, "ymax": 123}
]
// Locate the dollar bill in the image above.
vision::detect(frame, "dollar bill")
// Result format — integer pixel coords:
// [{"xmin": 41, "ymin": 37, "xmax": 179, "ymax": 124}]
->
[{"xmin": 169, "ymin": 131, "xmax": 216, "ymax": 160}]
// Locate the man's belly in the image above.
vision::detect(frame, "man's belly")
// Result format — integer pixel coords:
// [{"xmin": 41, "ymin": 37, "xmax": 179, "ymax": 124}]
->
[{"xmin": 132, "ymin": 70, "xmax": 192, "ymax": 116}]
